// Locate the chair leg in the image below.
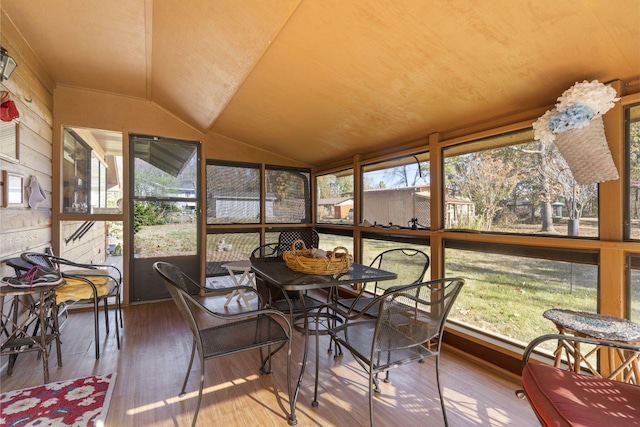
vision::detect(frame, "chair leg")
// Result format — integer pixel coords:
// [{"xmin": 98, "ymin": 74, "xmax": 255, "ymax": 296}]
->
[
  {"xmin": 369, "ymin": 370, "xmax": 376, "ymax": 427},
  {"xmin": 117, "ymin": 289, "xmax": 124, "ymax": 328},
  {"xmin": 113, "ymin": 295, "xmax": 121, "ymax": 349},
  {"xmin": 435, "ymin": 354, "xmax": 448, "ymax": 427},
  {"xmin": 181, "ymin": 340, "xmax": 197, "ymax": 396},
  {"xmin": 312, "ymin": 328, "xmax": 321, "ymax": 407},
  {"xmin": 93, "ymin": 295, "xmax": 100, "ymax": 359},
  {"xmin": 191, "ymin": 352, "xmax": 206, "ymax": 427},
  {"xmin": 103, "ymin": 298, "xmax": 110, "ymax": 334}
]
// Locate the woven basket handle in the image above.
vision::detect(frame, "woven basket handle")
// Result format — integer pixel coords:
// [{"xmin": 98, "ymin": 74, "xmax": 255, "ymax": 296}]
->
[
  {"xmin": 330, "ymin": 246, "xmax": 349, "ymax": 259},
  {"xmin": 290, "ymin": 239, "xmax": 308, "ymax": 251}
]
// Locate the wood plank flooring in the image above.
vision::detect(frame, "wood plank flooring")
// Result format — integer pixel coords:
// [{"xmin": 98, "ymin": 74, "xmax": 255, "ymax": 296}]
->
[{"xmin": 1, "ymin": 290, "xmax": 540, "ymax": 426}]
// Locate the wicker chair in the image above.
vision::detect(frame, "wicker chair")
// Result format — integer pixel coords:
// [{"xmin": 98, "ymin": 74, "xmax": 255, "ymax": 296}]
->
[
  {"xmin": 153, "ymin": 261, "xmax": 293, "ymax": 427},
  {"xmin": 20, "ymin": 251, "xmax": 122, "ymax": 359},
  {"xmin": 517, "ymin": 334, "xmax": 640, "ymax": 427},
  {"xmin": 313, "ymin": 278, "xmax": 464, "ymax": 427}
]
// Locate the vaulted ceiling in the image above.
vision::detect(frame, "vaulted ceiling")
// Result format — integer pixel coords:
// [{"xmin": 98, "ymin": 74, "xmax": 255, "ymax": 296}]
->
[{"xmin": 2, "ymin": 1, "xmax": 639, "ymax": 166}]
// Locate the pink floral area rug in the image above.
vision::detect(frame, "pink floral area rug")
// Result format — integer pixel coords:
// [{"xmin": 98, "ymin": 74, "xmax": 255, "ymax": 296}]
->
[{"xmin": 0, "ymin": 372, "xmax": 117, "ymax": 427}]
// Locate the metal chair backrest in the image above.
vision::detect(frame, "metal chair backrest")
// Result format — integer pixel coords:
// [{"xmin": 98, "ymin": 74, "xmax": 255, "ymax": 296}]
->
[
  {"xmin": 374, "ymin": 278, "xmax": 463, "ymax": 353},
  {"xmin": 250, "ymin": 243, "xmax": 280, "ymax": 260},
  {"xmin": 277, "ymin": 228, "xmax": 319, "ymax": 253},
  {"xmin": 153, "ymin": 261, "xmax": 201, "ymax": 339},
  {"xmin": 21, "ymin": 252, "xmax": 57, "ymax": 271},
  {"xmin": 369, "ymin": 248, "xmax": 429, "ymax": 294}
]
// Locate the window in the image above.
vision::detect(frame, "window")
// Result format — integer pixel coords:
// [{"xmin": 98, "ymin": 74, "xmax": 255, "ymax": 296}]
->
[
  {"xmin": 627, "ymin": 254, "xmax": 640, "ymax": 324},
  {"xmin": 318, "ymin": 231, "xmax": 354, "ymax": 257},
  {"xmin": 362, "ymin": 152, "xmax": 430, "ymax": 228},
  {"xmin": 206, "ymin": 162, "xmax": 260, "ymax": 224},
  {"xmin": 0, "ymin": 120, "xmax": 19, "ymax": 162},
  {"xmin": 316, "ymin": 169, "xmax": 354, "ymax": 225},
  {"xmin": 626, "ymin": 103, "xmax": 640, "ymax": 239},
  {"xmin": 361, "ymin": 235, "xmax": 430, "ymax": 295},
  {"xmin": 445, "ymin": 241, "xmax": 598, "ymax": 348},
  {"xmin": 265, "ymin": 166, "xmax": 311, "ymax": 223},
  {"xmin": 443, "ymin": 129, "xmax": 599, "ymax": 237},
  {"xmin": 62, "ymin": 127, "xmax": 123, "ymax": 214},
  {"xmin": 205, "ymin": 231, "xmax": 261, "ymax": 276}
]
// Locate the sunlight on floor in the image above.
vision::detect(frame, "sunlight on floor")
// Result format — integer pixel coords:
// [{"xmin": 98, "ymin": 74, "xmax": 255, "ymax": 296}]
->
[{"xmin": 125, "ymin": 374, "xmax": 261, "ymax": 415}]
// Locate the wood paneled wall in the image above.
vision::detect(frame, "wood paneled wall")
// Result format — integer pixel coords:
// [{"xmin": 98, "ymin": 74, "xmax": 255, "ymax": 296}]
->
[{"xmin": 0, "ymin": 12, "xmax": 56, "ymax": 277}]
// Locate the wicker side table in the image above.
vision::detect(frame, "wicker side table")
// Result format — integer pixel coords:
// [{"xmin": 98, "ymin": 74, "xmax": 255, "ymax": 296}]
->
[
  {"xmin": 543, "ymin": 309, "xmax": 640, "ymax": 384},
  {"xmin": 0, "ymin": 283, "xmax": 63, "ymax": 383}
]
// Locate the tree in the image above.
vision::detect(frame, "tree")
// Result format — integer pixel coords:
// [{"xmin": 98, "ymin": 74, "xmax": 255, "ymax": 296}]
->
[
  {"xmin": 317, "ymin": 175, "xmax": 353, "ymax": 199},
  {"xmin": 452, "ymin": 151, "xmax": 519, "ymax": 231},
  {"xmin": 510, "ymin": 141, "xmax": 559, "ymax": 233},
  {"xmin": 382, "ymin": 162, "xmax": 429, "ymax": 188}
]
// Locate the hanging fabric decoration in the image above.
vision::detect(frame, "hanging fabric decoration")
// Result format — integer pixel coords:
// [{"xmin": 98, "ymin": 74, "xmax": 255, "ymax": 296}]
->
[
  {"xmin": 1, "ymin": 91, "xmax": 20, "ymax": 122},
  {"xmin": 28, "ymin": 175, "xmax": 47, "ymax": 209}
]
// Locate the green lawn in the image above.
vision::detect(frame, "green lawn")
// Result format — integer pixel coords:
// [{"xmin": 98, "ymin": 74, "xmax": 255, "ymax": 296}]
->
[{"xmin": 136, "ymin": 226, "xmax": 640, "ymax": 349}]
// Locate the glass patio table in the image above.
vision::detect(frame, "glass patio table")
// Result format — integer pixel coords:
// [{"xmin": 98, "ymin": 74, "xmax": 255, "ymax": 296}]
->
[{"xmin": 251, "ymin": 259, "xmax": 397, "ymax": 426}]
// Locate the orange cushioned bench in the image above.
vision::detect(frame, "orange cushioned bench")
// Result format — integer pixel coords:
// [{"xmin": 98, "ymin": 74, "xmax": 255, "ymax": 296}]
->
[
  {"xmin": 519, "ymin": 334, "xmax": 640, "ymax": 427},
  {"xmin": 522, "ymin": 362, "xmax": 640, "ymax": 427}
]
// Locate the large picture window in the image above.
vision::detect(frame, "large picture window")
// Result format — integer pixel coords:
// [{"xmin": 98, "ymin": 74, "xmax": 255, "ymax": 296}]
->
[
  {"xmin": 445, "ymin": 241, "xmax": 598, "ymax": 348},
  {"xmin": 316, "ymin": 169, "xmax": 354, "ymax": 225},
  {"xmin": 362, "ymin": 152, "xmax": 430, "ymax": 229},
  {"xmin": 444, "ymin": 129, "xmax": 599, "ymax": 237}
]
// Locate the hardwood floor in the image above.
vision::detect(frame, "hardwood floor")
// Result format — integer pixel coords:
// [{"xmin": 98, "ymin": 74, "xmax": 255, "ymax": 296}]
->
[{"xmin": 1, "ymin": 291, "xmax": 540, "ymax": 426}]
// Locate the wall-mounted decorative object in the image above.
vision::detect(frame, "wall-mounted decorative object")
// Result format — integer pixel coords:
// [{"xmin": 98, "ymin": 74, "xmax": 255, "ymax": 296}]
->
[
  {"xmin": 0, "ymin": 46, "xmax": 18, "ymax": 81},
  {"xmin": 533, "ymin": 80, "xmax": 620, "ymax": 184},
  {"xmin": 0, "ymin": 112, "xmax": 19, "ymax": 162},
  {"xmin": 1, "ymin": 90, "xmax": 20, "ymax": 122},
  {"xmin": 2, "ymin": 170, "xmax": 24, "ymax": 207},
  {"xmin": 28, "ymin": 175, "xmax": 47, "ymax": 209}
]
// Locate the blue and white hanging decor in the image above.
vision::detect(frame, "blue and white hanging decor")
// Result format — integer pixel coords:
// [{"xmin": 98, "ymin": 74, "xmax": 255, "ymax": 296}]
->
[{"xmin": 533, "ymin": 80, "xmax": 620, "ymax": 184}]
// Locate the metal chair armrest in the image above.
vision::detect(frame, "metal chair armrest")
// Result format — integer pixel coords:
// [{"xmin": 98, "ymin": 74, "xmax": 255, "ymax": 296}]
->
[{"xmin": 522, "ymin": 333, "xmax": 640, "ymax": 365}]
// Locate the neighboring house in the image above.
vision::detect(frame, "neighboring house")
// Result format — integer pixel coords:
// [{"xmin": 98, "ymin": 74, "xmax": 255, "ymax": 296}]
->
[
  {"xmin": 207, "ymin": 191, "xmax": 277, "ymax": 222},
  {"xmin": 317, "ymin": 197, "xmax": 354, "ymax": 219},
  {"xmin": 363, "ymin": 186, "xmax": 474, "ymax": 228}
]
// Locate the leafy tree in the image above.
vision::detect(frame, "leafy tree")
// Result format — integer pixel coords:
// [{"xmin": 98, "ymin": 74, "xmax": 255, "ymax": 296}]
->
[
  {"xmin": 451, "ymin": 150, "xmax": 519, "ymax": 231},
  {"xmin": 317, "ymin": 175, "xmax": 353, "ymax": 199},
  {"xmin": 133, "ymin": 201, "xmax": 167, "ymax": 233},
  {"xmin": 629, "ymin": 121, "xmax": 640, "ymax": 219}
]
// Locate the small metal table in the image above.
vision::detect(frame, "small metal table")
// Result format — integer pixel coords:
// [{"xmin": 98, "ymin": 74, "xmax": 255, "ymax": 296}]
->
[
  {"xmin": 543, "ymin": 309, "xmax": 640, "ymax": 384},
  {"xmin": 252, "ymin": 260, "xmax": 397, "ymax": 426},
  {"xmin": 1, "ymin": 283, "xmax": 63, "ymax": 383}
]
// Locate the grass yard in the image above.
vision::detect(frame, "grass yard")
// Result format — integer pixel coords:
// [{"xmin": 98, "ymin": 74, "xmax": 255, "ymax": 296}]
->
[{"xmin": 135, "ymin": 225, "xmax": 640, "ymax": 350}]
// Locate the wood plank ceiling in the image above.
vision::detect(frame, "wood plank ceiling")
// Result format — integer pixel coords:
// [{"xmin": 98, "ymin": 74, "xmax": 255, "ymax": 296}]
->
[{"xmin": 2, "ymin": 0, "xmax": 639, "ymax": 166}]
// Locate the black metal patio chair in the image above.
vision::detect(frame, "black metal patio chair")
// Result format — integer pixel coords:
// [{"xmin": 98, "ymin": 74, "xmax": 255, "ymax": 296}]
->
[
  {"xmin": 313, "ymin": 277, "xmax": 464, "ymax": 427},
  {"xmin": 20, "ymin": 251, "xmax": 122, "ymax": 359},
  {"xmin": 153, "ymin": 261, "xmax": 293, "ymax": 427},
  {"xmin": 337, "ymin": 247, "xmax": 430, "ymax": 317}
]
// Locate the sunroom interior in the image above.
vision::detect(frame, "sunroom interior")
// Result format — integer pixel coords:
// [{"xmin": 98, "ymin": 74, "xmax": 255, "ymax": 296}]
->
[{"xmin": 1, "ymin": 1, "xmax": 639, "ymax": 425}]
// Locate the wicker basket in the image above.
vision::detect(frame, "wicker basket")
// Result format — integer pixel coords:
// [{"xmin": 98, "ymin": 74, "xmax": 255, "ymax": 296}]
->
[
  {"xmin": 554, "ymin": 115, "xmax": 619, "ymax": 185},
  {"xmin": 283, "ymin": 240, "xmax": 353, "ymax": 275}
]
